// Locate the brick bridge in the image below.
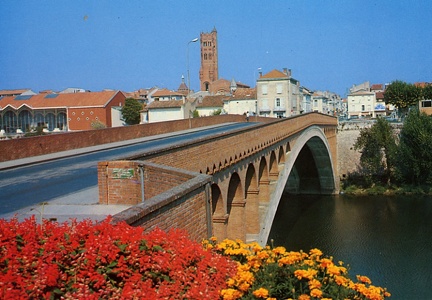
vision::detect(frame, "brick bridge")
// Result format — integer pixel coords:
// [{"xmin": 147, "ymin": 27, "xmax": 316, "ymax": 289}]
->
[{"xmin": 98, "ymin": 112, "xmax": 338, "ymax": 245}]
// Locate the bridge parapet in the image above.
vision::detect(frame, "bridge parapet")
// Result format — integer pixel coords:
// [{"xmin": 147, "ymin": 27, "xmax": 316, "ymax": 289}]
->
[
  {"xmin": 98, "ymin": 160, "xmax": 212, "ymax": 242},
  {"xmin": 135, "ymin": 112, "xmax": 337, "ymax": 176}
]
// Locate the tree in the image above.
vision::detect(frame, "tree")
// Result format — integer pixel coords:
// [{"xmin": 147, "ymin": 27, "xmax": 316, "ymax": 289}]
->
[
  {"xmin": 423, "ymin": 84, "xmax": 432, "ymax": 100},
  {"xmin": 395, "ymin": 109, "xmax": 432, "ymax": 185},
  {"xmin": 353, "ymin": 116, "xmax": 397, "ymax": 185},
  {"xmin": 121, "ymin": 98, "xmax": 143, "ymax": 125},
  {"xmin": 212, "ymin": 109, "xmax": 222, "ymax": 116},
  {"xmin": 384, "ymin": 80, "xmax": 422, "ymax": 117}
]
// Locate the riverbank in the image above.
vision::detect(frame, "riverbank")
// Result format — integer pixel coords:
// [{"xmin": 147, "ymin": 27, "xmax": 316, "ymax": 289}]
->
[{"xmin": 342, "ymin": 184, "xmax": 432, "ymax": 195}]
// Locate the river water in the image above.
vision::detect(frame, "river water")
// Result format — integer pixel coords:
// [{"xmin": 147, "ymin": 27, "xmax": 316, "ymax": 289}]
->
[{"xmin": 268, "ymin": 194, "xmax": 432, "ymax": 299}]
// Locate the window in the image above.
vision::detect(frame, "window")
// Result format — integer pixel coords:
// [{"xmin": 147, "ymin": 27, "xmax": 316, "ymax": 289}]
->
[
  {"xmin": 276, "ymin": 84, "xmax": 283, "ymax": 94},
  {"xmin": 362, "ymin": 105, "xmax": 365, "ymax": 111},
  {"xmin": 262, "ymin": 84, "xmax": 268, "ymax": 95},
  {"xmin": 275, "ymin": 98, "xmax": 281, "ymax": 107},
  {"xmin": 421, "ymin": 100, "xmax": 432, "ymax": 107}
]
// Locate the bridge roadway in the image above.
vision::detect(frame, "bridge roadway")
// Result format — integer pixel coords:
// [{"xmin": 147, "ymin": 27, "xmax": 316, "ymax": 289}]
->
[{"xmin": 0, "ymin": 122, "xmax": 255, "ymax": 223}]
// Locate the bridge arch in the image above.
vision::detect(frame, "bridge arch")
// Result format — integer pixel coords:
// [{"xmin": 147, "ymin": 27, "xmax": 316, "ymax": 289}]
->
[{"xmin": 259, "ymin": 126, "xmax": 337, "ymax": 245}]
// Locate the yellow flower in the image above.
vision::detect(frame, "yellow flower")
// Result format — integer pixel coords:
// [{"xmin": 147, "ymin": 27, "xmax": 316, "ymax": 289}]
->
[
  {"xmin": 294, "ymin": 268, "xmax": 318, "ymax": 280},
  {"xmin": 334, "ymin": 275, "xmax": 349, "ymax": 286},
  {"xmin": 220, "ymin": 288, "xmax": 242, "ymax": 300},
  {"xmin": 252, "ymin": 287, "xmax": 269, "ymax": 298},
  {"xmin": 298, "ymin": 294, "xmax": 311, "ymax": 300},
  {"xmin": 309, "ymin": 248, "xmax": 323, "ymax": 257},
  {"xmin": 310, "ymin": 288, "xmax": 323, "ymax": 298},
  {"xmin": 327, "ymin": 264, "xmax": 342, "ymax": 276},
  {"xmin": 320, "ymin": 258, "xmax": 334, "ymax": 268},
  {"xmin": 356, "ymin": 275, "xmax": 372, "ymax": 284},
  {"xmin": 309, "ymin": 279, "xmax": 322, "ymax": 290},
  {"xmin": 272, "ymin": 246, "xmax": 286, "ymax": 256}
]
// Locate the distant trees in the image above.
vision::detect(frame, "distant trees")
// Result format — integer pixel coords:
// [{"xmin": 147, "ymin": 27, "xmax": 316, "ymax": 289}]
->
[
  {"xmin": 121, "ymin": 98, "xmax": 143, "ymax": 125},
  {"xmin": 354, "ymin": 116, "xmax": 397, "ymax": 185},
  {"xmin": 395, "ymin": 109, "xmax": 432, "ymax": 185},
  {"xmin": 353, "ymin": 109, "xmax": 432, "ymax": 187},
  {"xmin": 384, "ymin": 80, "xmax": 422, "ymax": 117}
]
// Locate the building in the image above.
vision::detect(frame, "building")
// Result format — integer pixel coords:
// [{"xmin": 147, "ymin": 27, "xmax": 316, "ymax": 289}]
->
[
  {"xmin": 149, "ymin": 88, "xmax": 186, "ymax": 102},
  {"xmin": 0, "ymin": 89, "xmax": 36, "ymax": 97},
  {"xmin": 195, "ymin": 95, "xmax": 225, "ymax": 116},
  {"xmin": 256, "ymin": 68, "xmax": 301, "ymax": 118},
  {"xmin": 199, "ymin": 28, "xmax": 219, "ymax": 92},
  {"xmin": 0, "ymin": 90, "xmax": 125, "ymax": 133},
  {"xmin": 300, "ymin": 86, "xmax": 313, "ymax": 114},
  {"xmin": 223, "ymin": 88, "xmax": 257, "ymax": 116},
  {"xmin": 347, "ymin": 81, "xmax": 388, "ymax": 118}
]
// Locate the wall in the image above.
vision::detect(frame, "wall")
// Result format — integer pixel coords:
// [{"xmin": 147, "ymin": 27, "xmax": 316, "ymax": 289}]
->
[
  {"xmin": 0, "ymin": 114, "xmax": 261, "ymax": 162},
  {"xmin": 103, "ymin": 161, "xmax": 212, "ymax": 242}
]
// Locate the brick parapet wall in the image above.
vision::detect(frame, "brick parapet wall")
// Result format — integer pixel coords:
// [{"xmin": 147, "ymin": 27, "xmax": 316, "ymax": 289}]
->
[
  {"xmin": 108, "ymin": 162, "xmax": 212, "ymax": 242},
  {"xmin": 1, "ymin": 114, "xmax": 274, "ymax": 162},
  {"xmin": 140, "ymin": 113, "xmax": 337, "ymax": 176}
]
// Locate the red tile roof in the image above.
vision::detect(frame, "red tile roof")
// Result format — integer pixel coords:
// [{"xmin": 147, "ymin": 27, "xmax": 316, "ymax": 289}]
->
[
  {"xmin": 260, "ymin": 69, "xmax": 288, "ymax": 79},
  {"xmin": 196, "ymin": 95, "xmax": 226, "ymax": 107},
  {"xmin": 371, "ymin": 84, "xmax": 383, "ymax": 90},
  {"xmin": 0, "ymin": 91, "xmax": 123, "ymax": 110},
  {"xmin": 152, "ymin": 88, "xmax": 184, "ymax": 97},
  {"xmin": 376, "ymin": 91, "xmax": 385, "ymax": 99},
  {"xmin": 0, "ymin": 89, "xmax": 32, "ymax": 96},
  {"xmin": 232, "ymin": 88, "xmax": 256, "ymax": 99},
  {"xmin": 146, "ymin": 100, "xmax": 183, "ymax": 109}
]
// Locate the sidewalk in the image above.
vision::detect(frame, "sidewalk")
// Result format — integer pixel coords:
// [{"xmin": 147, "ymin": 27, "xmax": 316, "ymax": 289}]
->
[{"xmin": 0, "ymin": 124, "xmax": 232, "ymax": 223}]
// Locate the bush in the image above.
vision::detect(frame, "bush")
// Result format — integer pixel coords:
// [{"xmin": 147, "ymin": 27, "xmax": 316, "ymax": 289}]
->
[
  {"xmin": 0, "ymin": 217, "xmax": 236, "ymax": 299},
  {"xmin": 204, "ymin": 239, "xmax": 391, "ymax": 300}
]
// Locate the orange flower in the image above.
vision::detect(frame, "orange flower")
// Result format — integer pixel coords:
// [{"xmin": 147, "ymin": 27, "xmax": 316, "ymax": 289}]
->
[
  {"xmin": 357, "ymin": 275, "xmax": 372, "ymax": 284},
  {"xmin": 310, "ymin": 288, "xmax": 323, "ymax": 298},
  {"xmin": 252, "ymin": 287, "xmax": 269, "ymax": 298}
]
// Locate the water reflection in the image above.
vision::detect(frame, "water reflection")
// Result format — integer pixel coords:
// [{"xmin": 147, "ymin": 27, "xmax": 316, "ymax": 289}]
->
[{"xmin": 268, "ymin": 194, "xmax": 432, "ymax": 299}]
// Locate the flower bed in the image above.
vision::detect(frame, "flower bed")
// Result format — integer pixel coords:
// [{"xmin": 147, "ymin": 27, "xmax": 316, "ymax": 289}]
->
[
  {"xmin": 0, "ymin": 217, "xmax": 390, "ymax": 299},
  {"xmin": 0, "ymin": 217, "xmax": 236, "ymax": 299},
  {"xmin": 204, "ymin": 239, "xmax": 391, "ymax": 300}
]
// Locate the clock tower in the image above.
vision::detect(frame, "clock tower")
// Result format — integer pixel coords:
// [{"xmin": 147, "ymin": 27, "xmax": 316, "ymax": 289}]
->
[{"xmin": 199, "ymin": 27, "xmax": 218, "ymax": 91}]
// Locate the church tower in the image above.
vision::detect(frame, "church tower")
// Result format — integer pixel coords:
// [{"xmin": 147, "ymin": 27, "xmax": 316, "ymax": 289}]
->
[{"xmin": 199, "ymin": 27, "xmax": 218, "ymax": 91}]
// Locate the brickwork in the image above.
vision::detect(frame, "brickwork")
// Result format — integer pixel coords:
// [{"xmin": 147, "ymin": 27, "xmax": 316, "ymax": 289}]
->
[
  {"xmin": 0, "ymin": 114, "xmax": 254, "ymax": 162},
  {"xmin": 110, "ymin": 164, "xmax": 212, "ymax": 242},
  {"xmin": 98, "ymin": 161, "xmax": 197, "ymax": 205},
  {"xmin": 143, "ymin": 113, "xmax": 337, "ymax": 178}
]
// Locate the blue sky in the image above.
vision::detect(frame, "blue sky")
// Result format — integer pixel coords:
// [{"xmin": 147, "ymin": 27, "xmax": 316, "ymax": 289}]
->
[{"xmin": 1, "ymin": 1, "xmax": 431, "ymax": 96}]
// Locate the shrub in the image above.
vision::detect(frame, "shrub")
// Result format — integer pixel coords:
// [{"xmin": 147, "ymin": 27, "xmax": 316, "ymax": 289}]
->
[
  {"xmin": 204, "ymin": 238, "xmax": 391, "ymax": 300},
  {"xmin": 0, "ymin": 217, "xmax": 236, "ymax": 299}
]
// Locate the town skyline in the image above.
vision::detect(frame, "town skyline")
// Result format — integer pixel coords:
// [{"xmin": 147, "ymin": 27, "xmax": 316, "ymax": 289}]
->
[{"xmin": 1, "ymin": 1, "xmax": 431, "ymax": 97}]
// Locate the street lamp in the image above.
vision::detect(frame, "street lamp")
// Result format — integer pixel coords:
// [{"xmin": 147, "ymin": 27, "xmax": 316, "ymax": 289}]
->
[{"xmin": 187, "ymin": 37, "xmax": 199, "ymax": 97}]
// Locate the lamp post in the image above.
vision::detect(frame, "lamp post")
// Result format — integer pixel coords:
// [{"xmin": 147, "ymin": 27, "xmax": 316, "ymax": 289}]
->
[{"xmin": 187, "ymin": 37, "xmax": 199, "ymax": 97}]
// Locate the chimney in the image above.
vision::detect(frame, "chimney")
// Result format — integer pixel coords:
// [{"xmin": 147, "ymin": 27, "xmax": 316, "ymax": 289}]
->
[{"xmin": 259, "ymin": 71, "xmax": 262, "ymax": 78}]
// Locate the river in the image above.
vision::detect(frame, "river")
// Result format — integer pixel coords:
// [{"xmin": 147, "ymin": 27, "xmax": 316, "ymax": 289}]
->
[{"xmin": 268, "ymin": 194, "xmax": 432, "ymax": 299}]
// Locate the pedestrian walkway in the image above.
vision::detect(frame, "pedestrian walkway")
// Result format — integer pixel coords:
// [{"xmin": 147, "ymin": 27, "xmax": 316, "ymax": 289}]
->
[{"xmin": 0, "ymin": 123, "xmax": 236, "ymax": 224}]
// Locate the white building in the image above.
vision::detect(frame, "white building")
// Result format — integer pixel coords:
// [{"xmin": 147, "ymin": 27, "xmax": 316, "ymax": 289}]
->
[{"xmin": 256, "ymin": 68, "xmax": 301, "ymax": 118}]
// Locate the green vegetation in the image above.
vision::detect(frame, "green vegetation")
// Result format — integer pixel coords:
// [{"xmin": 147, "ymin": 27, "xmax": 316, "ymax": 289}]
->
[
  {"xmin": 121, "ymin": 97, "xmax": 143, "ymax": 125},
  {"xmin": 342, "ymin": 108, "xmax": 432, "ymax": 195},
  {"xmin": 212, "ymin": 108, "xmax": 222, "ymax": 115},
  {"xmin": 384, "ymin": 80, "xmax": 422, "ymax": 117}
]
